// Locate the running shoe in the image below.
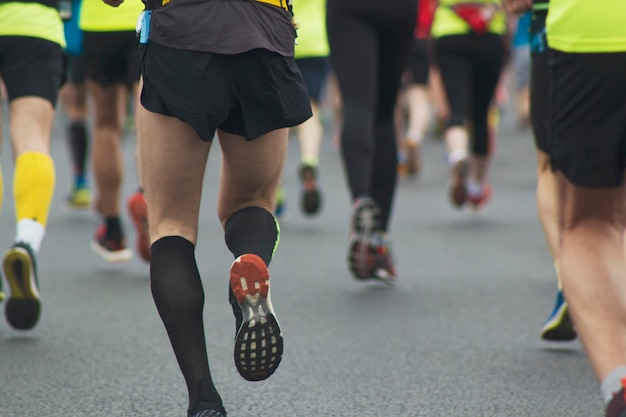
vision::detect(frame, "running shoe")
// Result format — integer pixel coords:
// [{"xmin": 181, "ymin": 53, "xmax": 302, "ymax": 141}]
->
[
  {"xmin": 2, "ymin": 242, "xmax": 41, "ymax": 330},
  {"xmin": 299, "ymin": 164, "xmax": 321, "ymax": 215},
  {"xmin": 229, "ymin": 254, "xmax": 283, "ymax": 382},
  {"xmin": 540, "ymin": 290, "xmax": 577, "ymax": 341},
  {"xmin": 67, "ymin": 186, "xmax": 92, "ymax": 210},
  {"xmin": 188, "ymin": 401, "xmax": 227, "ymax": 417},
  {"xmin": 405, "ymin": 141, "xmax": 421, "ymax": 176},
  {"xmin": 348, "ymin": 197, "xmax": 385, "ymax": 280},
  {"xmin": 397, "ymin": 152, "xmax": 408, "ymax": 177},
  {"xmin": 127, "ymin": 190, "xmax": 151, "ymax": 262},
  {"xmin": 467, "ymin": 183, "xmax": 492, "ymax": 210},
  {"xmin": 449, "ymin": 158, "xmax": 468, "ymax": 208},
  {"xmin": 607, "ymin": 387, "xmax": 626, "ymax": 417},
  {"xmin": 91, "ymin": 225, "xmax": 132, "ymax": 263},
  {"xmin": 370, "ymin": 231, "xmax": 397, "ymax": 284}
]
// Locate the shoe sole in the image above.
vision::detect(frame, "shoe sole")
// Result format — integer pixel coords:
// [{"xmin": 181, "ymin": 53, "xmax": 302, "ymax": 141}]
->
[
  {"xmin": 128, "ymin": 194, "xmax": 151, "ymax": 263},
  {"xmin": 301, "ymin": 187, "xmax": 321, "ymax": 215},
  {"xmin": 349, "ymin": 240, "xmax": 376, "ymax": 279},
  {"xmin": 90, "ymin": 240, "xmax": 133, "ymax": 263},
  {"xmin": 540, "ymin": 302, "xmax": 577, "ymax": 342},
  {"xmin": 300, "ymin": 167, "xmax": 321, "ymax": 215},
  {"xmin": 230, "ymin": 254, "xmax": 283, "ymax": 382},
  {"xmin": 2, "ymin": 247, "xmax": 41, "ymax": 330},
  {"xmin": 449, "ymin": 159, "xmax": 468, "ymax": 208},
  {"xmin": 66, "ymin": 188, "xmax": 92, "ymax": 210},
  {"xmin": 349, "ymin": 200, "xmax": 379, "ymax": 279},
  {"xmin": 190, "ymin": 410, "xmax": 226, "ymax": 417}
]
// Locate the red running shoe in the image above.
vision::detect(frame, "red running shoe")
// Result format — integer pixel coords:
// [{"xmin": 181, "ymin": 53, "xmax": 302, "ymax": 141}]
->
[
  {"xmin": 127, "ymin": 190, "xmax": 150, "ymax": 262},
  {"xmin": 467, "ymin": 183, "xmax": 492, "ymax": 210},
  {"xmin": 229, "ymin": 254, "xmax": 283, "ymax": 382},
  {"xmin": 91, "ymin": 225, "xmax": 132, "ymax": 263}
]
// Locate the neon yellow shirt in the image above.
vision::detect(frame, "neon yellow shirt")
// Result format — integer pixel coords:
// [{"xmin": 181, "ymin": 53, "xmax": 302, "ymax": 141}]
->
[
  {"xmin": 547, "ymin": 0, "xmax": 626, "ymax": 53},
  {"xmin": 430, "ymin": 0, "xmax": 506, "ymax": 38},
  {"xmin": 0, "ymin": 2, "xmax": 65, "ymax": 47},
  {"xmin": 294, "ymin": 0, "xmax": 329, "ymax": 59},
  {"xmin": 79, "ymin": 0, "xmax": 143, "ymax": 32}
]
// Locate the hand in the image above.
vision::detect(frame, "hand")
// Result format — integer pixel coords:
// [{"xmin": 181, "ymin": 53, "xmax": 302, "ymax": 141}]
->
[
  {"xmin": 501, "ymin": 0, "xmax": 532, "ymax": 15},
  {"xmin": 103, "ymin": 0, "xmax": 125, "ymax": 7}
]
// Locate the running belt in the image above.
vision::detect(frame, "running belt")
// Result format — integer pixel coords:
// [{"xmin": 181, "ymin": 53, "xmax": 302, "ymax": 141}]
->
[{"xmin": 144, "ymin": 0, "xmax": 289, "ymax": 11}]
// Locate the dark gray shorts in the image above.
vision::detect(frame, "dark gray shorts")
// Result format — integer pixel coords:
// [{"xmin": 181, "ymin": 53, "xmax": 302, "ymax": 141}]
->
[
  {"xmin": 140, "ymin": 42, "xmax": 312, "ymax": 141},
  {"xmin": 0, "ymin": 36, "xmax": 65, "ymax": 106},
  {"xmin": 548, "ymin": 50, "xmax": 626, "ymax": 188}
]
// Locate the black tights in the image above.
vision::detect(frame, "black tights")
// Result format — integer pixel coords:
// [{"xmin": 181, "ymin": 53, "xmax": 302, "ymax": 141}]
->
[
  {"xmin": 435, "ymin": 33, "xmax": 505, "ymax": 156},
  {"xmin": 327, "ymin": 0, "xmax": 416, "ymax": 231}
]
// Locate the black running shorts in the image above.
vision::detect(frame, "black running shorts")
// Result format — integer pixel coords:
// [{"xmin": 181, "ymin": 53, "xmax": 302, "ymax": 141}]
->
[
  {"xmin": 0, "ymin": 36, "xmax": 65, "ymax": 105},
  {"xmin": 82, "ymin": 31, "xmax": 140, "ymax": 88},
  {"xmin": 140, "ymin": 42, "xmax": 312, "ymax": 141},
  {"xmin": 548, "ymin": 50, "xmax": 626, "ymax": 188},
  {"xmin": 530, "ymin": 49, "xmax": 549, "ymax": 153},
  {"xmin": 406, "ymin": 38, "xmax": 430, "ymax": 86}
]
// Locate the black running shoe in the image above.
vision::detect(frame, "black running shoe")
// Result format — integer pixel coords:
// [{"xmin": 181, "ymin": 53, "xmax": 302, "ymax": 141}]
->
[
  {"xmin": 299, "ymin": 164, "xmax": 321, "ymax": 216},
  {"xmin": 2, "ymin": 242, "xmax": 41, "ymax": 330},
  {"xmin": 188, "ymin": 401, "xmax": 227, "ymax": 417},
  {"xmin": 229, "ymin": 254, "xmax": 283, "ymax": 382}
]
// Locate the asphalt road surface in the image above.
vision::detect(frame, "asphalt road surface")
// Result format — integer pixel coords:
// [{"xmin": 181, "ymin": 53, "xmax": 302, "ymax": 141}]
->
[{"xmin": 0, "ymin": 105, "xmax": 602, "ymax": 416}]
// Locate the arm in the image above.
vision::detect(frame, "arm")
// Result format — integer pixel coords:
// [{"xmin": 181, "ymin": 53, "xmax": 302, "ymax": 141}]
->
[{"xmin": 102, "ymin": 0, "xmax": 126, "ymax": 7}]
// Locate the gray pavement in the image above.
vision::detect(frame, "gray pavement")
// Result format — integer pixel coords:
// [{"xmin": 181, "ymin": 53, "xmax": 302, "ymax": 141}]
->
[{"xmin": 0, "ymin": 106, "xmax": 602, "ymax": 416}]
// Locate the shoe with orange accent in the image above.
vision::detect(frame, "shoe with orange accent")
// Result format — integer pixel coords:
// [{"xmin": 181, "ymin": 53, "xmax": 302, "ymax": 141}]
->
[
  {"xmin": 405, "ymin": 141, "xmax": 421, "ymax": 176},
  {"xmin": 229, "ymin": 254, "xmax": 283, "ymax": 382},
  {"xmin": 127, "ymin": 190, "xmax": 150, "ymax": 262},
  {"xmin": 467, "ymin": 183, "xmax": 492, "ymax": 210},
  {"xmin": 91, "ymin": 225, "xmax": 132, "ymax": 263},
  {"xmin": 299, "ymin": 164, "xmax": 321, "ymax": 216}
]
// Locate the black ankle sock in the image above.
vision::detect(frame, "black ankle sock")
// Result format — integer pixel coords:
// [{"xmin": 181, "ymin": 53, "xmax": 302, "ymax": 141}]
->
[
  {"xmin": 150, "ymin": 236, "xmax": 222, "ymax": 411},
  {"xmin": 105, "ymin": 217, "xmax": 122, "ymax": 239},
  {"xmin": 68, "ymin": 120, "xmax": 88, "ymax": 175},
  {"xmin": 224, "ymin": 207, "xmax": 278, "ymax": 266}
]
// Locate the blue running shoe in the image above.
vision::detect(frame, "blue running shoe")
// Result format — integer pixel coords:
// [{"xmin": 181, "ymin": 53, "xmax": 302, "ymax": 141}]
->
[{"xmin": 540, "ymin": 290, "xmax": 577, "ymax": 341}]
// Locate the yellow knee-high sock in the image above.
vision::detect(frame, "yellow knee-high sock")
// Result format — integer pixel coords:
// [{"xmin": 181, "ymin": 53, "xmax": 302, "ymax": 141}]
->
[{"xmin": 13, "ymin": 152, "xmax": 55, "ymax": 227}]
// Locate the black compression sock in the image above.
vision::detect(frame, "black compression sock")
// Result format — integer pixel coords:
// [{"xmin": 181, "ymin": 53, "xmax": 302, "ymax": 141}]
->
[
  {"xmin": 150, "ymin": 236, "xmax": 222, "ymax": 411},
  {"xmin": 104, "ymin": 217, "xmax": 123, "ymax": 239},
  {"xmin": 224, "ymin": 207, "xmax": 279, "ymax": 266}
]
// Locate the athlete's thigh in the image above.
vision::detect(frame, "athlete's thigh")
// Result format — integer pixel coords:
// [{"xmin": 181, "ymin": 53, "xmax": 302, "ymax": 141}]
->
[
  {"xmin": 560, "ymin": 172, "xmax": 626, "ymax": 232},
  {"xmin": 136, "ymin": 104, "xmax": 211, "ymax": 244},
  {"xmin": 216, "ymin": 128, "xmax": 288, "ymax": 224},
  {"xmin": 9, "ymin": 97, "xmax": 55, "ymax": 157}
]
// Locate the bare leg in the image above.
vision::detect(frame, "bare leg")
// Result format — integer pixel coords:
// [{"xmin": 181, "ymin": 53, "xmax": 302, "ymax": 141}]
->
[
  {"xmin": 88, "ymin": 81, "xmax": 127, "ymax": 218},
  {"xmin": 559, "ymin": 172, "xmax": 626, "ymax": 381}
]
